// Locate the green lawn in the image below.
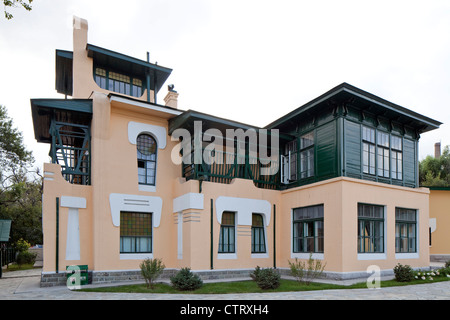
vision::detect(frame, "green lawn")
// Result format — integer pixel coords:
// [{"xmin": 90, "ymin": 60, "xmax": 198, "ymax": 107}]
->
[{"xmin": 78, "ymin": 276, "xmax": 450, "ymax": 295}]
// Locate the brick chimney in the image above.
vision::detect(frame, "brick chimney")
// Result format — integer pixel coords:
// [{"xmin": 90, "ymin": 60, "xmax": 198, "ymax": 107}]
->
[
  {"xmin": 164, "ymin": 84, "xmax": 179, "ymax": 109},
  {"xmin": 435, "ymin": 142, "xmax": 441, "ymax": 158}
]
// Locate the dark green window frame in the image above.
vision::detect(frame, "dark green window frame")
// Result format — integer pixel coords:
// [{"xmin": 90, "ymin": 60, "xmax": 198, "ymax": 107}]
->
[
  {"xmin": 358, "ymin": 203, "xmax": 384, "ymax": 253},
  {"xmin": 137, "ymin": 134, "xmax": 157, "ymax": 186},
  {"xmin": 377, "ymin": 131, "xmax": 390, "ymax": 178},
  {"xmin": 120, "ymin": 212, "xmax": 152, "ymax": 253},
  {"xmin": 395, "ymin": 208, "xmax": 417, "ymax": 253},
  {"xmin": 219, "ymin": 212, "xmax": 236, "ymax": 253},
  {"xmin": 299, "ymin": 131, "xmax": 314, "ymax": 179},
  {"xmin": 251, "ymin": 214, "xmax": 266, "ymax": 253},
  {"xmin": 362, "ymin": 126, "xmax": 376, "ymax": 175},
  {"xmin": 94, "ymin": 67, "xmax": 144, "ymax": 98},
  {"xmin": 292, "ymin": 205, "xmax": 324, "ymax": 253},
  {"xmin": 391, "ymin": 136, "xmax": 403, "ymax": 180}
]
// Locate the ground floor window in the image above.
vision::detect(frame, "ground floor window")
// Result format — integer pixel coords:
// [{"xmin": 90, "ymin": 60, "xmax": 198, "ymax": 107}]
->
[
  {"xmin": 251, "ymin": 214, "xmax": 266, "ymax": 253},
  {"xmin": 219, "ymin": 212, "xmax": 235, "ymax": 253},
  {"xmin": 395, "ymin": 208, "xmax": 417, "ymax": 253},
  {"xmin": 292, "ymin": 205, "xmax": 324, "ymax": 253},
  {"xmin": 358, "ymin": 203, "xmax": 384, "ymax": 253},
  {"xmin": 120, "ymin": 212, "xmax": 152, "ymax": 253}
]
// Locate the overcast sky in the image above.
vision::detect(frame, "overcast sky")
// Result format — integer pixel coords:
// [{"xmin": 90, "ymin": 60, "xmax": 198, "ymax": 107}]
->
[{"xmin": 1, "ymin": 0, "xmax": 449, "ymax": 171}]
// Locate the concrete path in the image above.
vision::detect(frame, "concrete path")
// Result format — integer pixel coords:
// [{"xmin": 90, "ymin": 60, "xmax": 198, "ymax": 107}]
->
[{"xmin": 1, "ymin": 267, "xmax": 450, "ymax": 300}]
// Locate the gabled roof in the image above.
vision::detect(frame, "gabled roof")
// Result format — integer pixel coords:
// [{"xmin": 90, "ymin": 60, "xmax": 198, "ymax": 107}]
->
[{"xmin": 265, "ymin": 82, "xmax": 442, "ymax": 133}]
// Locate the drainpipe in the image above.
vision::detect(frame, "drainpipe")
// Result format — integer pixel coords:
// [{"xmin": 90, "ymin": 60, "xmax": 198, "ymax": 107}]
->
[
  {"xmin": 210, "ymin": 199, "xmax": 214, "ymax": 270},
  {"xmin": 56, "ymin": 197, "xmax": 60, "ymax": 274},
  {"xmin": 273, "ymin": 204, "xmax": 276, "ymax": 269}
]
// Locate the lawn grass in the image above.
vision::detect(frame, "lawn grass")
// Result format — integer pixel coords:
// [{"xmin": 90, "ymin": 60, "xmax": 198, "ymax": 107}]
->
[{"xmin": 78, "ymin": 276, "xmax": 450, "ymax": 295}]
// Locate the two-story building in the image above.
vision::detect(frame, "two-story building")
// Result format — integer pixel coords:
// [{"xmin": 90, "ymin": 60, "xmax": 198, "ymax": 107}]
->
[{"xmin": 32, "ymin": 17, "xmax": 442, "ymax": 286}]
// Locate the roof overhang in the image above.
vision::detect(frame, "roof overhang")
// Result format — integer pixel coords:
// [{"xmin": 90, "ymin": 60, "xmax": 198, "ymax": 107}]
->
[
  {"xmin": 30, "ymin": 99, "xmax": 92, "ymax": 143},
  {"xmin": 87, "ymin": 44, "xmax": 172, "ymax": 94},
  {"xmin": 168, "ymin": 109, "xmax": 293, "ymax": 142},
  {"xmin": 265, "ymin": 82, "xmax": 442, "ymax": 134}
]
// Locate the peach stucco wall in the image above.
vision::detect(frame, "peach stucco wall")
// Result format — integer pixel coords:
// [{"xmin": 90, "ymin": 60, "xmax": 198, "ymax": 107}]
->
[{"xmin": 429, "ymin": 190, "xmax": 450, "ymax": 255}]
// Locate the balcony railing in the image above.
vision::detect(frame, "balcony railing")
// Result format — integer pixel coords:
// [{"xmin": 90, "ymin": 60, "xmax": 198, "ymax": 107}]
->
[{"xmin": 182, "ymin": 149, "xmax": 280, "ymax": 190}]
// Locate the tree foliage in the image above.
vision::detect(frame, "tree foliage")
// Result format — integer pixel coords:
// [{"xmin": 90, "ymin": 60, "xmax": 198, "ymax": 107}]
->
[
  {"xmin": 0, "ymin": 105, "xmax": 42, "ymax": 245},
  {"xmin": 419, "ymin": 145, "xmax": 450, "ymax": 187},
  {"xmin": 3, "ymin": 0, "xmax": 33, "ymax": 20}
]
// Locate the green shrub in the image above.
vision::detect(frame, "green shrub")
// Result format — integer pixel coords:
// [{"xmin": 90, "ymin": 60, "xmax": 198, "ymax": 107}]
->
[
  {"xmin": 288, "ymin": 254, "xmax": 326, "ymax": 285},
  {"xmin": 170, "ymin": 267, "xmax": 203, "ymax": 291},
  {"xmin": 445, "ymin": 260, "xmax": 450, "ymax": 268},
  {"xmin": 393, "ymin": 263, "xmax": 414, "ymax": 282},
  {"xmin": 16, "ymin": 251, "xmax": 36, "ymax": 267},
  {"xmin": 139, "ymin": 258, "xmax": 165, "ymax": 289},
  {"xmin": 250, "ymin": 266, "xmax": 280, "ymax": 290}
]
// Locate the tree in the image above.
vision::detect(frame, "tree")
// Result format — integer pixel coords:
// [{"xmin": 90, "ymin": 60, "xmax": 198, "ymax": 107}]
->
[
  {"xmin": 3, "ymin": 0, "xmax": 33, "ymax": 20},
  {"xmin": 419, "ymin": 145, "xmax": 450, "ymax": 187},
  {"xmin": 0, "ymin": 105, "xmax": 42, "ymax": 245}
]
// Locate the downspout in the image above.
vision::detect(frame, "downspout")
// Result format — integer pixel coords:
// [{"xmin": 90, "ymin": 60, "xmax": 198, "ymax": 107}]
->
[
  {"xmin": 273, "ymin": 204, "xmax": 276, "ymax": 269},
  {"xmin": 56, "ymin": 197, "xmax": 60, "ymax": 274},
  {"xmin": 210, "ymin": 199, "xmax": 214, "ymax": 270}
]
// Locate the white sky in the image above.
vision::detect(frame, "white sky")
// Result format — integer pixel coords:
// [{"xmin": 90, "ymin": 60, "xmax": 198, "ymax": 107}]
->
[{"xmin": 0, "ymin": 0, "xmax": 449, "ymax": 172}]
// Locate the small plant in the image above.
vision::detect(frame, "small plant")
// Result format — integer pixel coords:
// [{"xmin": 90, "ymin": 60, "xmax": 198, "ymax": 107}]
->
[
  {"xmin": 445, "ymin": 260, "xmax": 450, "ymax": 268},
  {"xmin": 170, "ymin": 267, "xmax": 203, "ymax": 291},
  {"xmin": 393, "ymin": 263, "xmax": 414, "ymax": 282},
  {"xmin": 250, "ymin": 266, "xmax": 280, "ymax": 290},
  {"xmin": 139, "ymin": 258, "xmax": 165, "ymax": 289},
  {"xmin": 14, "ymin": 238, "xmax": 36, "ymax": 267},
  {"xmin": 288, "ymin": 254, "xmax": 326, "ymax": 285}
]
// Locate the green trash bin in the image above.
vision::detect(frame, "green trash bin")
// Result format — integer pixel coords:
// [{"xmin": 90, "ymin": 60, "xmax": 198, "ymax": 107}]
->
[{"xmin": 66, "ymin": 265, "xmax": 89, "ymax": 286}]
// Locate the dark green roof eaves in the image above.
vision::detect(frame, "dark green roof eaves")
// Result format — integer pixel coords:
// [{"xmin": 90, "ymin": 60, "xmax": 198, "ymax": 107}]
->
[
  {"xmin": 30, "ymin": 99, "xmax": 92, "ymax": 114},
  {"xmin": 86, "ymin": 44, "xmax": 172, "ymax": 74},
  {"xmin": 265, "ymin": 82, "xmax": 442, "ymax": 132},
  {"xmin": 168, "ymin": 109, "xmax": 294, "ymax": 141}
]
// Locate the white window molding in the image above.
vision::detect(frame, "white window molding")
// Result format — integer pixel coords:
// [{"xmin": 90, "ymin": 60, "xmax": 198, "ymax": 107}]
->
[
  {"xmin": 128, "ymin": 121, "xmax": 167, "ymax": 149},
  {"xmin": 215, "ymin": 196, "xmax": 271, "ymax": 227},
  {"xmin": 109, "ymin": 193, "xmax": 162, "ymax": 228}
]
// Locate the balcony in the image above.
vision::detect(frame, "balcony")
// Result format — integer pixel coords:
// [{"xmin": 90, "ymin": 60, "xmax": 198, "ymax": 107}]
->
[{"xmin": 182, "ymin": 149, "xmax": 280, "ymax": 190}]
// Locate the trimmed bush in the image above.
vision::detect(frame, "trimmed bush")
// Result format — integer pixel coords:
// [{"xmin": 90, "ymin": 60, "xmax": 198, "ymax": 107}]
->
[
  {"xmin": 250, "ymin": 266, "xmax": 280, "ymax": 290},
  {"xmin": 170, "ymin": 267, "xmax": 203, "ymax": 291},
  {"xmin": 393, "ymin": 263, "xmax": 414, "ymax": 282}
]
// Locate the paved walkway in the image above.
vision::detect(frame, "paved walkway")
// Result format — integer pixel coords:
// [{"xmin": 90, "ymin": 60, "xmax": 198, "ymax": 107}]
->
[{"xmin": 1, "ymin": 267, "xmax": 450, "ymax": 300}]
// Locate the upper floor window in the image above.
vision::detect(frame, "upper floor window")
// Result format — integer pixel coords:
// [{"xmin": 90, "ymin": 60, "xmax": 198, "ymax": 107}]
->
[
  {"xmin": 362, "ymin": 127, "xmax": 403, "ymax": 181},
  {"xmin": 362, "ymin": 127, "xmax": 376, "ymax": 175},
  {"xmin": 94, "ymin": 67, "xmax": 143, "ymax": 98},
  {"xmin": 300, "ymin": 132, "xmax": 314, "ymax": 179},
  {"xmin": 377, "ymin": 131, "xmax": 390, "ymax": 178},
  {"xmin": 137, "ymin": 134, "xmax": 157, "ymax": 186},
  {"xmin": 391, "ymin": 136, "xmax": 403, "ymax": 180}
]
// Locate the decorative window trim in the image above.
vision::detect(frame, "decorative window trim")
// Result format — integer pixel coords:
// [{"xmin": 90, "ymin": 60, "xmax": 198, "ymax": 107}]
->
[
  {"xmin": 109, "ymin": 193, "xmax": 162, "ymax": 228},
  {"xmin": 128, "ymin": 122, "xmax": 167, "ymax": 150}
]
